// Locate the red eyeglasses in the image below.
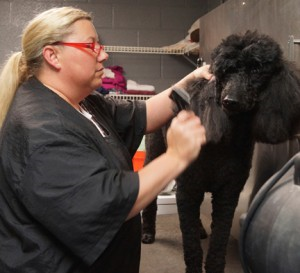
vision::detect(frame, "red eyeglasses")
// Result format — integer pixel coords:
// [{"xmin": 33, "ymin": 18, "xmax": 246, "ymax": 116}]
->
[{"xmin": 52, "ymin": 41, "xmax": 104, "ymax": 55}]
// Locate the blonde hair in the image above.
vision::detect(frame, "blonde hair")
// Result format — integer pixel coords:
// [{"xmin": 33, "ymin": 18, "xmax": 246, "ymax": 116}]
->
[{"xmin": 0, "ymin": 6, "xmax": 92, "ymax": 127}]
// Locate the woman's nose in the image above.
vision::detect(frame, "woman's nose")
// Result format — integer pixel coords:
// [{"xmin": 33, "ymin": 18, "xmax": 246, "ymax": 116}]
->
[{"xmin": 97, "ymin": 50, "xmax": 109, "ymax": 62}]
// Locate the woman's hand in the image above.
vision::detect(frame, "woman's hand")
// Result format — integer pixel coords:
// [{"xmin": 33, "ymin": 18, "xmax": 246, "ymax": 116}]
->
[
  {"xmin": 129, "ymin": 110, "xmax": 206, "ymax": 219},
  {"xmin": 175, "ymin": 64, "xmax": 213, "ymax": 90},
  {"xmin": 166, "ymin": 110, "xmax": 206, "ymax": 167},
  {"xmin": 190, "ymin": 64, "xmax": 213, "ymax": 82}
]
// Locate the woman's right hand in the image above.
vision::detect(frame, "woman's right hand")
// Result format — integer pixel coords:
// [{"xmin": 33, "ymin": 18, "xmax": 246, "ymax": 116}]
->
[
  {"xmin": 166, "ymin": 110, "xmax": 206, "ymax": 168},
  {"xmin": 128, "ymin": 110, "xmax": 206, "ymax": 220}
]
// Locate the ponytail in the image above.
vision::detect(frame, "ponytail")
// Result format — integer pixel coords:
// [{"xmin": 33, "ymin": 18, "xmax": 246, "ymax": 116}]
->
[{"xmin": 0, "ymin": 52, "xmax": 27, "ymax": 128}]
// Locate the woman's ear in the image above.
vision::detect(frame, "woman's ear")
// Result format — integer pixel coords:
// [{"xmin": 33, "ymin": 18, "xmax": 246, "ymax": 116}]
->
[{"xmin": 42, "ymin": 46, "xmax": 61, "ymax": 70}]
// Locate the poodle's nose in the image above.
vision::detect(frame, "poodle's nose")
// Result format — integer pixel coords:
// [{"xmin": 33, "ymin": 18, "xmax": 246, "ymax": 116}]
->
[{"xmin": 222, "ymin": 96, "xmax": 241, "ymax": 111}]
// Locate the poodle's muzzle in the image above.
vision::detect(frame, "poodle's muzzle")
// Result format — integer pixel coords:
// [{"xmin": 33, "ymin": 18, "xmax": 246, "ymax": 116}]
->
[{"xmin": 220, "ymin": 74, "xmax": 258, "ymax": 115}]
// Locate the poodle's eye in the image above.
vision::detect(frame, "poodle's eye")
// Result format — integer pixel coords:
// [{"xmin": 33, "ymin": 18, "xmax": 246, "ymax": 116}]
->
[
  {"xmin": 222, "ymin": 67, "xmax": 236, "ymax": 74},
  {"xmin": 249, "ymin": 68, "xmax": 261, "ymax": 74},
  {"xmin": 247, "ymin": 62, "xmax": 263, "ymax": 74}
]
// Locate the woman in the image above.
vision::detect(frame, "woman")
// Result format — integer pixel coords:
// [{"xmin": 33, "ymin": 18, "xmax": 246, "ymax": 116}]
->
[{"xmin": 0, "ymin": 6, "xmax": 212, "ymax": 273}]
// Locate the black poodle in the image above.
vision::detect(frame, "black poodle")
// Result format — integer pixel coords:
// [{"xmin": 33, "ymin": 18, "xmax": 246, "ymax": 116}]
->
[{"xmin": 141, "ymin": 30, "xmax": 300, "ymax": 273}]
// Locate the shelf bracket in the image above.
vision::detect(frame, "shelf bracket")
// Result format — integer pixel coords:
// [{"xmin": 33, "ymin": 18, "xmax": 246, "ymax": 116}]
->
[
  {"xmin": 288, "ymin": 35, "xmax": 300, "ymax": 61},
  {"xmin": 182, "ymin": 54, "xmax": 198, "ymax": 67}
]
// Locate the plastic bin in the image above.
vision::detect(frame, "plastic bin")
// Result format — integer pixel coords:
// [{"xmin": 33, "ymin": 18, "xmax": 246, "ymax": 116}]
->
[{"xmin": 132, "ymin": 150, "xmax": 146, "ymax": 171}]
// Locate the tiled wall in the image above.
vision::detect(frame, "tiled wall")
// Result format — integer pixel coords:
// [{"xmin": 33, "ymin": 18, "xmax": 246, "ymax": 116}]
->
[{"xmin": 0, "ymin": 0, "xmax": 222, "ymax": 92}]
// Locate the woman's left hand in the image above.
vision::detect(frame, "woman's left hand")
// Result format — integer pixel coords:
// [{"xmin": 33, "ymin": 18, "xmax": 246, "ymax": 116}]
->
[
  {"xmin": 192, "ymin": 64, "xmax": 213, "ymax": 81},
  {"xmin": 176, "ymin": 64, "xmax": 213, "ymax": 90}
]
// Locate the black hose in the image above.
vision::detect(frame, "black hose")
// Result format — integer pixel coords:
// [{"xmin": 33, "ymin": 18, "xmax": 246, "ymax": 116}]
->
[{"xmin": 239, "ymin": 153, "xmax": 299, "ymax": 273}]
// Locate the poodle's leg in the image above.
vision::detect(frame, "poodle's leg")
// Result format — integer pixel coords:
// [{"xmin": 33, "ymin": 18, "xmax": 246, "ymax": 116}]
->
[
  {"xmin": 177, "ymin": 183, "xmax": 205, "ymax": 273},
  {"xmin": 141, "ymin": 129, "xmax": 167, "ymax": 243},
  {"xmin": 205, "ymin": 189, "xmax": 241, "ymax": 273},
  {"xmin": 199, "ymin": 218, "xmax": 208, "ymax": 239},
  {"xmin": 141, "ymin": 197, "xmax": 157, "ymax": 244}
]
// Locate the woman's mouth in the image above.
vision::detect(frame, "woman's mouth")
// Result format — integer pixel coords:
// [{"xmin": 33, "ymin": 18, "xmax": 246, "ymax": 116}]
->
[{"xmin": 96, "ymin": 68, "xmax": 104, "ymax": 77}]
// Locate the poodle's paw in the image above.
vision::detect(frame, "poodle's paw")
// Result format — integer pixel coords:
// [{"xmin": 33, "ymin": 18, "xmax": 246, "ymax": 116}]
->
[
  {"xmin": 141, "ymin": 232, "xmax": 155, "ymax": 244},
  {"xmin": 186, "ymin": 266, "xmax": 203, "ymax": 273}
]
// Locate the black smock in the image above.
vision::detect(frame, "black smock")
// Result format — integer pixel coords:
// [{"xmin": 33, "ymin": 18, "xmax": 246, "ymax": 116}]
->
[{"xmin": 0, "ymin": 77, "xmax": 146, "ymax": 273}]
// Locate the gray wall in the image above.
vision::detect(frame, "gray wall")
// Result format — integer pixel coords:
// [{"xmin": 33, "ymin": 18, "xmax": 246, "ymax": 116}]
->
[
  {"xmin": 0, "ymin": 0, "xmax": 221, "ymax": 92},
  {"xmin": 199, "ymin": 0, "xmax": 300, "ymax": 65}
]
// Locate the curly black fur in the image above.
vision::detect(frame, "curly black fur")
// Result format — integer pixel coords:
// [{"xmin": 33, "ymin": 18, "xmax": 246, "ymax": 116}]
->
[{"xmin": 142, "ymin": 31, "xmax": 300, "ymax": 273}]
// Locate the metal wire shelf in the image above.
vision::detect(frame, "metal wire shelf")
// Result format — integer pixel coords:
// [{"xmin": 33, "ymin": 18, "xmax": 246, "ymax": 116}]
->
[
  {"xmin": 107, "ymin": 93, "xmax": 153, "ymax": 101},
  {"xmin": 104, "ymin": 44, "xmax": 198, "ymax": 55}
]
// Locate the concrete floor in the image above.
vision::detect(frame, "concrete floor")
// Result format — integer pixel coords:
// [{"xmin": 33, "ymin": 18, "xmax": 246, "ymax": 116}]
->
[
  {"xmin": 138, "ymin": 151, "xmax": 255, "ymax": 273},
  {"xmin": 140, "ymin": 213, "xmax": 243, "ymax": 273}
]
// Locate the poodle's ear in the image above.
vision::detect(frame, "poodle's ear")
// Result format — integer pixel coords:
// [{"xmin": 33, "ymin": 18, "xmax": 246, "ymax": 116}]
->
[
  {"xmin": 253, "ymin": 62, "xmax": 300, "ymax": 144},
  {"xmin": 201, "ymin": 99, "xmax": 231, "ymax": 143},
  {"xmin": 189, "ymin": 80, "xmax": 231, "ymax": 143}
]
